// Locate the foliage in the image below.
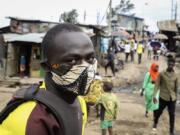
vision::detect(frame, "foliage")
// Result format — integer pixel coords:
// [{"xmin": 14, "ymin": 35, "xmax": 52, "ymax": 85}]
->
[
  {"xmin": 107, "ymin": 0, "xmax": 135, "ymax": 19},
  {"xmin": 114, "ymin": 0, "xmax": 135, "ymax": 14},
  {"xmin": 60, "ymin": 9, "xmax": 78, "ymax": 24}
]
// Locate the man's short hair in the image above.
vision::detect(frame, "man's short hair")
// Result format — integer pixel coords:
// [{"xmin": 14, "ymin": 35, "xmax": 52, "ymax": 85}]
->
[
  {"xmin": 41, "ymin": 23, "xmax": 83, "ymax": 62},
  {"xmin": 167, "ymin": 54, "xmax": 175, "ymax": 63},
  {"xmin": 103, "ymin": 81, "xmax": 113, "ymax": 92}
]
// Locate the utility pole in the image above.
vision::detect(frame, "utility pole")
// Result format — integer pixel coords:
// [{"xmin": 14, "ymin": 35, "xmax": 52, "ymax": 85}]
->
[
  {"xmin": 171, "ymin": 0, "xmax": 178, "ymax": 20},
  {"xmin": 175, "ymin": 2, "xmax": 178, "ymax": 20},
  {"xmin": 171, "ymin": 0, "xmax": 174, "ymax": 19},
  {"xmin": 96, "ymin": 11, "xmax": 100, "ymax": 25},
  {"xmin": 108, "ymin": 0, "xmax": 112, "ymax": 34},
  {"xmin": 84, "ymin": 10, "xmax": 86, "ymax": 23}
]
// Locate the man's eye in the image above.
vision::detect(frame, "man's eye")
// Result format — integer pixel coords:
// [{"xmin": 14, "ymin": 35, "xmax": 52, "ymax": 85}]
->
[
  {"xmin": 65, "ymin": 59, "xmax": 82, "ymax": 65},
  {"xmin": 86, "ymin": 57, "xmax": 95, "ymax": 64},
  {"xmin": 66, "ymin": 59, "xmax": 76, "ymax": 64}
]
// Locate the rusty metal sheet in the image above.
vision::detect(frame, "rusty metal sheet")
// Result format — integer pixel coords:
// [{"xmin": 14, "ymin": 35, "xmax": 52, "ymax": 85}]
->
[{"xmin": 157, "ymin": 20, "xmax": 178, "ymax": 32}]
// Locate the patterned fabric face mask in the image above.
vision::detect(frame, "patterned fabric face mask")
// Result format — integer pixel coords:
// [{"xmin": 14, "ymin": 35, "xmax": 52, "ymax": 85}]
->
[{"xmin": 51, "ymin": 60, "xmax": 97, "ymax": 95}]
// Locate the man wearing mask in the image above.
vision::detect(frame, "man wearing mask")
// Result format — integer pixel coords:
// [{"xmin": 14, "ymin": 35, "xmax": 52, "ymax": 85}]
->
[
  {"xmin": 152, "ymin": 55, "xmax": 178, "ymax": 135},
  {"xmin": 0, "ymin": 24, "xmax": 97, "ymax": 135}
]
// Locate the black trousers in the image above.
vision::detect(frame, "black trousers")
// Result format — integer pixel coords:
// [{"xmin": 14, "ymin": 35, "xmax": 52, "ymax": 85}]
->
[
  {"xmin": 138, "ymin": 54, "xmax": 142, "ymax": 64},
  {"xmin": 105, "ymin": 61, "xmax": 115, "ymax": 76},
  {"xmin": 130, "ymin": 51, "xmax": 134, "ymax": 62},
  {"xmin": 154, "ymin": 98, "xmax": 176, "ymax": 133},
  {"xmin": 125, "ymin": 53, "xmax": 130, "ymax": 62}
]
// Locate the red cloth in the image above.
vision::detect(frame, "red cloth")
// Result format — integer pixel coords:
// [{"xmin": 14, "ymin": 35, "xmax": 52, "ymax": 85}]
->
[{"xmin": 149, "ymin": 63, "xmax": 159, "ymax": 81}]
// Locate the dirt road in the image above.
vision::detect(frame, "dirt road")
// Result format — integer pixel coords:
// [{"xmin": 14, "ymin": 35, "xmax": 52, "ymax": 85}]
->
[
  {"xmin": 85, "ymin": 92, "xmax": 180, "ymax": 135},
  {"xmin": 0, "ymin": 53, "xmax": 180, "ymax": 135},
  {"xmin": 85, "ymin": 53, "xmax": 180, "ymax": 135}
]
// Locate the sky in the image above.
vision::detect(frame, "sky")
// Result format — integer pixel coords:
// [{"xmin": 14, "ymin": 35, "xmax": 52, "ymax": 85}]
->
[{"xmin": 0, "ymin": 0, "xmax": 180, "ymax": 31}]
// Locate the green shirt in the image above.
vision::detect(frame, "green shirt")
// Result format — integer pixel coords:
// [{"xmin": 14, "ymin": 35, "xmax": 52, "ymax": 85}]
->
[
  {"xmin": 97, "ymin": 92, "xmax": 118, "ymax": 121},
  {"xmin": 153, "ymin": 70, "xmax": 178, "ymax": 101}
]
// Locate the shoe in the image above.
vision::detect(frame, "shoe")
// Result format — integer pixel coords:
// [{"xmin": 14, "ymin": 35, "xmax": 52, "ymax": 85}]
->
[
  {"xmin": 152, "ymin": 128, "xmax": 157, "ymax": 134},
  {"xmin": 145, "ymin": 113, "xmax": 148, "ymax": 118},
  {"xmin": 152, "ymin": 123, "xmax": 157, "ymax": 132},
  {"xmin": 169, "ymin": 132, "xmax": 174, "ymax": 135}
]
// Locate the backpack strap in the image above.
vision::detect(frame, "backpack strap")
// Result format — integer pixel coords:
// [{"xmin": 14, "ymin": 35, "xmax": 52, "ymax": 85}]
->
[
  {"xmin": 14, "ymin": 84, "xmax": 40, "ymax": 99},
  {"xmin": 34, "ymin": 90, "xmax": 82, "ymax": 135},
  {"xmin": 0, "ymin": 84, "xmax": 40, "ymax": 124},
  {"xmin": 0, "ymin": 99, "xmax": 26, "ymax": 124}
]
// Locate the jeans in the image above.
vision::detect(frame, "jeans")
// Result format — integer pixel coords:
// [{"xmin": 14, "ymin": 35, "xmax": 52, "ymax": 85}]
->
[{"xmin": 154, "ymin": 98, "xmax": 176, "ymax": 133}]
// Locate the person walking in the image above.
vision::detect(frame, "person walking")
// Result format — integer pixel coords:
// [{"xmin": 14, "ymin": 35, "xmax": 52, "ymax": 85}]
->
[
  {"xmin": 147, "ymin": 40, "xmax": 153, "ymax": 59},
  {"xmin": 153, "ymin": 45, "xmax": 159, "ymax": 61},
  {"xmin": 137, "ymin": 41, "xmax": 144, "ymax": 64},
  {"xmin": 97, "ymin": 81, "xmax": 118, "ymax": 135},
  {"xmin": 141, "ymin": 63, "xmax": 160, "ymax": 117},
  {"xmin": 130, "ymin": 39, "xmax": 135, "ymax": 62},
  {"xmin": 134, "ymin": 40, "xmax": 138, "ymax": 52},
  {"xmin": 152, "ymin": 56, "xmax": 178, "ymax": 135},
  {"xmin": 124, "ymin": 41, "xmax": 131, "ymax": 63},
  {"xmin": 105, "ymin": 47, "xmax": 115, "ymax": 76},
  {"xmin": 0, "ymin": 23, "xmax": 97, "ymax": 135}
]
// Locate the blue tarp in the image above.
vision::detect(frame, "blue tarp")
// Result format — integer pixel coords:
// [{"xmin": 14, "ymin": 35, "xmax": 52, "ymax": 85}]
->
[{"xmin": 100, "ymin": 37, "xmax": 109, "ymax": 53}]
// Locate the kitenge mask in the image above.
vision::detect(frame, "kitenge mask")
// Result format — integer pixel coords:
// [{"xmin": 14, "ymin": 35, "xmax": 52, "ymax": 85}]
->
[{"xmin": 51, "ymin": 60, "xmax": 97, "ymax": 95}]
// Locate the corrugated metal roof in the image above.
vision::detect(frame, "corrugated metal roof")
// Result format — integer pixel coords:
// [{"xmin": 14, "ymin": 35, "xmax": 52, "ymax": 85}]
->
[
  {"xmin": 7, "ymin": 16, "xmax": 59, "ymax": 24},
  {"xmin": 117, "ymin": 13, "xmax": 144, "ymax": 20},
  {"xmin": 157, "ymin": 20, "xmax": 178, "ymax": 32},
  {"xmin": 2, "ymin": 33, "xmax": 21, "ymax": 42},
  {"xmin": 3, "ymin": 30, "xmax": 95, "ymax": 44},
  {"xmin": 3, "ymin": 33, "xmax": 45, "ymax": 43}
]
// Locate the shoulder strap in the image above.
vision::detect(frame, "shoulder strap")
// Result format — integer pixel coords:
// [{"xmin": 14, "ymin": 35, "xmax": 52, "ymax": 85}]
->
[
  {"xmin": 0, "ymin": 84, "xmax": 39, "ymax": 124},
  {"xmin": 0, "ymin": 99, "xmax": 26, "ymax": 124},
  {"xmin": 35, "ymin": 90, "xmax": 82, "ymax": 135}
]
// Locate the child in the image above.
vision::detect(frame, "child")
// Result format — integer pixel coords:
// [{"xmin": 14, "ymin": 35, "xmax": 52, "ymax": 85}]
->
[{"xmin": 97, "ymin": 81, "xmax": 118, "ymax": 135}]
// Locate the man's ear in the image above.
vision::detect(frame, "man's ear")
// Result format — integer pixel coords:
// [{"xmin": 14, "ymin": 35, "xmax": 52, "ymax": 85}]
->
[{"xmin": 40, "ymin": 62, "xmax": 51, "ymax": 72}]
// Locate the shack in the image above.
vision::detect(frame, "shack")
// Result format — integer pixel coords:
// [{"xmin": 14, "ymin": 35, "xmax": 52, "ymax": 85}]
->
[
  {"xmin": 111, "ymin": 13, "xmax": 145, "ymax": 39},
  {"xmin": 0, "ymin": 17, "xmax": 58, "ymax": 78},
  {"xmin": 77, "ymin": 24, "xmax": 106, "ymax": 61},
  {"xmin": 4, "ymin": 33, "xmax": 45, "ymax": 77},
  {"xmin": 0, "ymin": 17, "xmax": 102, "ymax": 78},
  {"xmin": 157, "ymin": 20, "xmax": 179, "ymax": 51}
]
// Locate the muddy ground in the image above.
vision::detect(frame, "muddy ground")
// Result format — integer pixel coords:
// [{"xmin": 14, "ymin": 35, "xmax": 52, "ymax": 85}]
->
[
  {"xmin": 85, "ymin": 92, "xmax": 180, "ymax": 135},
  {"xmin": 85, "ymin": 52, "xmax": 180, "ymax": 135}
]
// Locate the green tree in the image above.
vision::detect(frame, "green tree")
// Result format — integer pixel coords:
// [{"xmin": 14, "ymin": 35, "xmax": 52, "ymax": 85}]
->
[
  {"xmin": 106, "ymin": 0, "xmax": 135, "ymax": 23},
  {"xmin": 114, "ymin": 0, "xmax": 135, "ymax": 14},
  {"xmin": 60, "ymin": 9, "xmax": 79, "ymax": 24}
]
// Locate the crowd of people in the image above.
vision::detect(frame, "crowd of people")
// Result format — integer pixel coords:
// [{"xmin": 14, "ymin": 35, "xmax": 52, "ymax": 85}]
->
[{"xmin": 104, "ymin": 37, "xmax": 168, "ymax": 77}]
